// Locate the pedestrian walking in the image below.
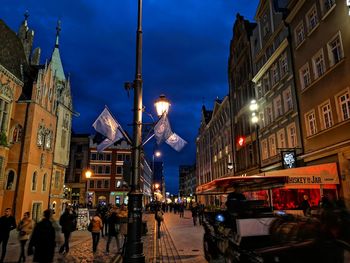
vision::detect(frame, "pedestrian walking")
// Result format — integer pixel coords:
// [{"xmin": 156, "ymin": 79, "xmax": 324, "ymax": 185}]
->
[
  {"xmin": 198, "ymin": 203, "xmax": 205, "ymax": 225},
  {"xmin": 90, "ymin": 212, "xmax": 103, "ymax": 253},
  {"xmin": 118, "ymin": 204, "xmax": 128, "ymax": 253},
  {"xmin": 59, "ymin": 207, "xmax": 77, "ymax": 254},
  {"xmin": 179, "ymin": 203, "xmax": 184, "ymax": 218},
  {"xmin": 28, "ymin": 209, "xmax": 56, "ymax": 263},
  {"xmin": 17, "ymin": 212, "xmax": 33, "ymax": 263},
  {"xmin": 155, "ymin": 208, "xmax": 164, "ymax": 239},
  {"xmin": 191, "ymin": 205, "xmax": 198, "ymax": 226},
  {"xmin": 0, "ymin": 207, "xmax": 17, "ymax": 263},
  {"xmin": 106, "ymin": 210, "xmax": 120, "ymax": 254}
]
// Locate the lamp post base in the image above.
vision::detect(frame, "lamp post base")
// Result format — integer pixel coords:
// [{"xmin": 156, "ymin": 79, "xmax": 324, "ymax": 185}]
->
[{"xmin": 124, "ymin": 190, "xmax": 145, "ymax": 263}]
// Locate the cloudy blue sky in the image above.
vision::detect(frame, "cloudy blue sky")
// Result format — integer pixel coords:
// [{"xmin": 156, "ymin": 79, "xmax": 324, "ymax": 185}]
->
[{"xmin": 2, "ymin": 0, "xmax": 259, "ymax": 194}]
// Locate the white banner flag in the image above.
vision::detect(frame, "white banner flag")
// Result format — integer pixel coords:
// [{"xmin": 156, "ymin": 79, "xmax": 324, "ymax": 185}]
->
[
  {"xmin": 92, "ymin": 107, "xmax": 123, "ymax": 152},
  {"xmin": 92, "ymin": 108, "xmax": 121, "ymax": 141},
  {"xmin": 166, "ymin": 132, "xmax": 187, "ymax": 152},
  {"xmin": 154, "ymin": 114, "xmax": 172, "ymax": 145}
]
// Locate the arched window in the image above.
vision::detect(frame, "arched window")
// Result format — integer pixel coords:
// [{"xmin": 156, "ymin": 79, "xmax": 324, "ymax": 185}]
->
[
  {"xmin": 32, "ymin": 172, "xmax": 37, "ymax": 191},
  {"xmin": 6, "ymin": 170, "xmax": 15, "ymax": 190},
  {"xmin": 42, "ymin": 173, "xmax": 47, "ymax": 191},
  {"xmin": 12, "ymin": 125, "xmax": 22, "ymax": 143}
]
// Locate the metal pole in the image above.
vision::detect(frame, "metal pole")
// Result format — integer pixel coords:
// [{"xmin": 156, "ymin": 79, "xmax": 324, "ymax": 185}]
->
[{"xmin": 124, "ymin": 0, "xmax": 145, "ymax": 261}]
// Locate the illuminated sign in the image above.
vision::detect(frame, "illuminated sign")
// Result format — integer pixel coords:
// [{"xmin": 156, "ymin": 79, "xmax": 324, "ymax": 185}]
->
[{"xmin": 282, "ymin": 150, "xmax": 296, "ymax": 169}]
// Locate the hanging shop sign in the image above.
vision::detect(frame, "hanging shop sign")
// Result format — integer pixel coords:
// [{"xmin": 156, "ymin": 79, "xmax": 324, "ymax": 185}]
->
[
  {"xmin": 281, "ymin": 150, "xmax": 296, "ymax": 169},
  {"xmin": 267, "ymin": 163, "xmax": 339, "ymax": 185}
]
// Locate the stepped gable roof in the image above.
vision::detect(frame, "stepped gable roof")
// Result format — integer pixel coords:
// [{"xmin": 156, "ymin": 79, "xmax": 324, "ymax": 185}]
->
[
  {"xmin": 202, "ymin": 105, "xmax": 213, "ymax": 124},
  {"xmin": 0, "ymin": 19, "xmax": 28, "ymax": 80}
]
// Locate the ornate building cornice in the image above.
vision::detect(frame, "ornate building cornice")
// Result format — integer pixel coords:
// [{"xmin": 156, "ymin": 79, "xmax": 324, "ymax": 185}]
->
[{"xmin": 0, "ymin": 64, "xmax": 24, "ymax": 87}]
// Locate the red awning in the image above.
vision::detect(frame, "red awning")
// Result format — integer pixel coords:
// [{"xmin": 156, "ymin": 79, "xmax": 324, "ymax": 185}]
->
[
  {"xmin": 196, "ymin": 174, "xmax": 287, "ymax": 195},
  {"xmin": 196, "ymin": 163, "xmax": 339, "ymax": 195}
]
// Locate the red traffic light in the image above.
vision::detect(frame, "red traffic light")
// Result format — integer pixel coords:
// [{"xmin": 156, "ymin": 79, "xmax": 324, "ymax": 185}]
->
[{"xmin": 237, "ymin": 136, "xmax": 246, "ymax": 147}]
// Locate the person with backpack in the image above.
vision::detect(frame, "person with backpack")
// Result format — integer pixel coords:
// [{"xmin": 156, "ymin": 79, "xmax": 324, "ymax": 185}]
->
[{"xmin": 89, "ymin": 212, "xmax": 103, "ymax": 253}]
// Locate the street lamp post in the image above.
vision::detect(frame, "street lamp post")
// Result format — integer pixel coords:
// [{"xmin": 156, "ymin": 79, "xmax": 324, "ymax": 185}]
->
[
  {"xmin": 249, "ymin": 100, "xmax": 261, "ymax": 168},
  {"xmin": 152, "ymin": 150, "xmax": 161, "ymax": 202},
  {"xmin": 124, "ymin": 0, "xmax": 145, "ymax": 261},
  {"xmin": 125, "ymin": 1, "xmax": 171, "ymax": 261},
  {"xmin": 85, "ymin": 169, "xmax": 92, "ymax": 208}
]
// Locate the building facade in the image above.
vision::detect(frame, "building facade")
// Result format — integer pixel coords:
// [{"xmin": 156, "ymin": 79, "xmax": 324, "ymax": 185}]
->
[
  {"xmin": 65, "ymin": 133, "xmax": 90, "ymax": 205},
  {"xmin": 179, "ymin": 164, "xmax": 196, "ymax": 199},
  {"xmin": 88, "ymin": 135, "xmax": 132, "ymax": 206},
  {"xmin": 250, "ymin": 0, "xmax": 303, "ymax": 171},
  {"xmin": 287, "ymin": 0, "xmax": 350, "ymax": 206},
  {"xmin": 0, "ymin": 16, "xmax": 73, "ymax": 221},
  {"xmin": 228, "ymin": 14, "xmax": 258, "ymax": 177},
  {"xmin": 196, "ymin": 97, "xmax": 233, "ymax": 206},
  {"xmin": 196, "ymin": 106, "xmax": 213, "ymax": 190}
]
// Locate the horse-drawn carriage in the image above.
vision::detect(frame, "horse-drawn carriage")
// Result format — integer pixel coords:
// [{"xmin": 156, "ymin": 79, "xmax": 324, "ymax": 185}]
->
[{"xmin": 200, "ymin": 175, "xmax": 350, "ymax": 263}]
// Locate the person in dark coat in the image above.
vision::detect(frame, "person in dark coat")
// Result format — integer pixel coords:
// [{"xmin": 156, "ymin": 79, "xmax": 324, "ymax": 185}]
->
[
  {"xmin": 28, "ymin": 209, "xmax": 56, "ymax": 263},
  {"xmin": 300, "ymin": 195, "xmax": 311, "ymax": 216},
  {"xmin": 106, "ymin": 211, "xmax": 120, "ymax": 253},
  {"xmin": 0, "ymin": 208, "xmax": 17, "ymax": 263},
  {"xmin": 59, "ymin": 207, "xmax": 76, "ymax": 254}
]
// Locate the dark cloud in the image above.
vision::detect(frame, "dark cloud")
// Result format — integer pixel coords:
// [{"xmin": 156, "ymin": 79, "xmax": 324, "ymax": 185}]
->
[{"xmin": 2, "ymin": 0, "xmax": 259, "ymax": 194}]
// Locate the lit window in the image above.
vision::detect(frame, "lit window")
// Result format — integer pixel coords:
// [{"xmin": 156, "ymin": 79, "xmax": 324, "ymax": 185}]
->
[
  {"xmin": 277, "ymin": 129, "xmax": 286, "ymax": 149},
  {"xmin": 305, "ymin": 110, "xmax": 317, "ymax": 136},
  {"xmin": 327, "ymin": 33, "xmax": 344, "ymax": 66},
  {"xmin": 274, "ymin": 96, "xmax": 283, "ymax": 118},
  {"xmin": 306, "ymin": 6, "xmax": 318, "ymax": 32},
  {"xmin": 269, "ymin": 135, "xmax": 277, "ymax": 157},
  {"xmin": 261, "ymin": 139, "xmax": 269, "ymax": 160},
  {"xmin": 295, "ymin": 21, "xmax": 305, "ymax": 46},
  {"xmin": 319, "ymin": 102, "xmax": 333, "ymax": 129}
]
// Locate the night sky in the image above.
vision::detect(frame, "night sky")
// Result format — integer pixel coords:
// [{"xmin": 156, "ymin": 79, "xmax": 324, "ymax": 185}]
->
[{"xmin": 2, "ymin": 0, "xmax": 259, "ymax": 194}]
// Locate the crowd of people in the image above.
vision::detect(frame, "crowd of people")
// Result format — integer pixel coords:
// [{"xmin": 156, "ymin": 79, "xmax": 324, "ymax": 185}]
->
[{"xmin": 0, "ymin": 203, "xmax": 131, "ymax": 263}]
